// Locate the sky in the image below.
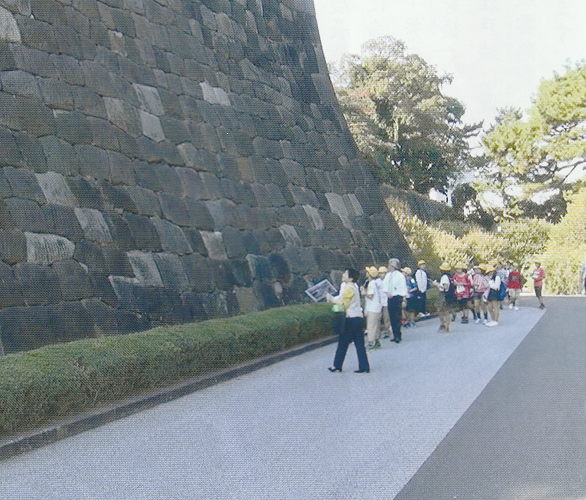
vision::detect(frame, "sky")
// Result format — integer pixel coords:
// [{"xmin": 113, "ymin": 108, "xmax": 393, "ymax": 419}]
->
[{"xmin": 313, "ymin": 0, "xmax": 586, "ymax": 129}]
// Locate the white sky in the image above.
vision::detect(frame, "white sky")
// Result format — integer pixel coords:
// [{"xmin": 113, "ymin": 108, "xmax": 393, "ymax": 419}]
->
[{"xmin": 313, "ymin": 0, "xmax": 586, "ymax": 129}]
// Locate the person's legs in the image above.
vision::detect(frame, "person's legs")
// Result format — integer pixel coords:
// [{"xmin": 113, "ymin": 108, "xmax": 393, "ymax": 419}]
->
[
  {"xmin": 349, "ymin": 317, "xmax": 370, "ymax": 372},
  {"xmin": 381, "ymin": 306, "xmax": 391, "ymax": 338},
  {"xmin": 388, "ymin": 296, "xmax": 403, "ymax": 341},
  {"xmin": 535, "ymin": 286, "xmax": 545, "ymax": 308},
  {"xmin": 332, "ymin": 322, "xmax": 352, "ymax": 370},
  {"xmin": 366, "ymin": 311, "xmax": 381, "ymax": 346}
]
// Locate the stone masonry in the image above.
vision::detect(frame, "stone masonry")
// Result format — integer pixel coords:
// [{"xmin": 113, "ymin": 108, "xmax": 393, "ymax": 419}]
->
[{"xmin": 0, "ymin": 0, "xmax": 411, "ymax": 352}]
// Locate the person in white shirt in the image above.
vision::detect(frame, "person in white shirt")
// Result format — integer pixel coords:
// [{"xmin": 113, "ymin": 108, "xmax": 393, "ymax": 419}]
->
[
  {"xmin": 382, "ymin": 258, "xmax": 407, "ymax": 343},
  {"xmin": 362, "ymin": 266, "xmax": 382, "ymax": 349},
  {"xmin": 326, "ymin": 268, "xmax": 370, "ymax": 373},
  {"xmin": 377, "ymin": 266, "xmax": 391, "ymax": 338},
  {"xmin": 414, "ymin": 260, "xmax": 430, "ymax": 316},
  {"xmin": 485, "ymin": 264, "xmax": 501, "ymax": 326}
]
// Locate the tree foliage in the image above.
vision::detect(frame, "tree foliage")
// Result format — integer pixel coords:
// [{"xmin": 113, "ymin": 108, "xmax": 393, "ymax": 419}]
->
[
  {"xmin": 335, "ymin": 36, "xmax": 482, "ymax": 194},
  {"xmin": 541, "ymin": 186, "xmax": 586, "ymax": 294},
  {"xmin": 482, "ymin": 62, "xmax": 586, "ymax": 221}
]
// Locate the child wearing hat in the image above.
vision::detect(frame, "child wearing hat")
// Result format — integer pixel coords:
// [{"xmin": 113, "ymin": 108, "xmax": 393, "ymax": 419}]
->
[
  {"xmin": 453, "ymin": 262, "xmax": 472, "ymax": 324},
  {"xmin": 435, "ymin": 262, "xmax": 455, "ymax": 332},
  {"xmin": 362, "ymin": 266, "xmax": 382, "ymax": 349},
  {"xmin": 403, "ymin": 267, "xmax": 419, "ymax": 328}
]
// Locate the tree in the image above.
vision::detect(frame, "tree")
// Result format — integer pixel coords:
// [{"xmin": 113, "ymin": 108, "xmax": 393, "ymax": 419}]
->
[
  {"xmin": 335, "ymin": 36, "xmax": 482, "ymax": 195},
  {"xmin": 482, "ymin": 62, "xmax": 586, "ymax": 221}
]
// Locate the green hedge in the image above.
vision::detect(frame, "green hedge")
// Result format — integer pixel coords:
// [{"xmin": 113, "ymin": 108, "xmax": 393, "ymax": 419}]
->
[{"xmin": 0, "ymin": 303, "xmax": 334, "ymax": 438}]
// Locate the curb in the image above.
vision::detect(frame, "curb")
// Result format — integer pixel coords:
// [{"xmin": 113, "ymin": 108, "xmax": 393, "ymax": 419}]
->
[{"xmin": 0, "ymin": 335, "xmax": 337, "ymax": 461}]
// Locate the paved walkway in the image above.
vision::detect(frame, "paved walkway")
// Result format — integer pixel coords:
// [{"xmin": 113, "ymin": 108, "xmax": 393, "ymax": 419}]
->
[{"xmin": 0, "ymin": 299, "xmax": 573, "ymax": 499}]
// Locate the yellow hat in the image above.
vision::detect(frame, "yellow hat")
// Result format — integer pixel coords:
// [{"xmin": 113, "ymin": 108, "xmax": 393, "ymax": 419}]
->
[
  {"xmin": 478, "ymin": 263, "xmax": 487, "ymax": 271},
  {"xmin": 439, "ymin": 262, "xmax": 451, "ymax": 271},
  {"xmin": 403, "ymin": 267, "xmax": 412, "ymax": 275},
  {"xmin": 455, "ymin": 262, "xmax": 467, "ymax": 270},
  {"xmin": 378, "ymin": 266, "xmax": 388, "ymax": 274},
  {"xmin": 366, "ymin": 266, "xmax": 379, "ymax": 278},
  {"xmin": 417, "ymin": 259, "xmax": 426, "ymax": 266},
  {"xmin": 485, "ymin": 264, "xmax": 495, "ymax": 273}
]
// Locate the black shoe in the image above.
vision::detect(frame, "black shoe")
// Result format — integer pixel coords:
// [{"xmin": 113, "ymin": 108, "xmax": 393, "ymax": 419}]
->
[
  {"xmin": 354, "ymin": 369, "xmax": 370, "ymax": 373},
  {"xmin": 328, "ymin": 366, "xmax": 342, "ymax": 373},
  {"xmin": 539, "ymin": 304, "xmax": 545, "ymax": 309}
]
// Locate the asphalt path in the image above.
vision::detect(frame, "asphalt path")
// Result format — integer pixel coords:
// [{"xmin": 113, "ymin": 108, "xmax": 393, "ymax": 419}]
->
[
  {"xmin": 0, "ymin": 300, "xmax": 556, "ymax": 499},
  {"xmin": 395, "ymin": 296, "xmax": 586, "ymax": 500}
]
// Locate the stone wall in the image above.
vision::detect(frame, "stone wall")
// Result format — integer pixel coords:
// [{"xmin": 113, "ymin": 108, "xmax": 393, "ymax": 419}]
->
[{"xmin": 0, "ymin": 0, "xmax": 411, "ymax": 352}]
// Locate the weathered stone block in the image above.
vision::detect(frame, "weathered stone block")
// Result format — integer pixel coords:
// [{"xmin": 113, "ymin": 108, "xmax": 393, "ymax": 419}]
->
[
  {"xmin": 153, "ymin": 164, "xmax": 183, "ymax": 195},
  {"xmin": 123, "ymin": 213, "xmax": 162, "ymax": 251},
  {"xmin": 39, "ymin": 136, "xmax": 80, "ymax": 176},
  {"xmin": 0, "ymin": 70, "xmax": 40, "ymax": 99},
  {"xmin": 66, "ymin": 177, "xmax": 105, "ymax": 209},
  {"xmin": 152, "ymin": 218, "xmax": 193, "ymax": 254},
  {"xmin": 181, "ymin": 227, "xmax": 208, "ymax": 256},
  {"xmin": 176, "ymin": 167, "xmax": 210, "ymax": 200},
  {"xmin": 200, "ymin": 230, "xmax": 228, "ymax": 260},
  {"xmin": 47, "ymin": 301, "xmax": 95, "ymax": 343},
  {"xmin": 0, "ymin": 127, "xmax": 24, "ymax": 167},
  {"xmin": 35, "ymin": 172, "xmax": 77, "ymax": 207},
  {"xmin": 5, "ymin": 198, "xmax": 47, "ymax": 232},
  {"xmin": 52, "ymin": 258, "xmax": 93, "ymax": 301},
  {"xmin": 74, "ymin": 207, "xmax": 113, "ymax": 242},
  {"xmin": 180, "ymin": 253, "xmax": 213, "ymax": 293},
  {"xmin": 0, "ymin": 41, "xmax": 16, "ymax": 70},
  {"xmin": 3, "ymin": 168, "xmax": 43, "ymax": 204},
  {"xmin": 0, "ymin": 261, "xmax": 24, "ymax": 307},
  {"xmin": 127, "ymin": 250, "xmax": 163, "ymax": 286},
  {"xmin": 73, "ymin": 241, "xmax": 106, "ymax": 274},
  {"xmin": 153, "ymin": 252, "xmax": 190, "ymax": 292},
  {"xmin": 54, "ymin": 110, "xmax": 93, "ymax": 144},
  {"xmin": 0, "ymin": 6, "xmax": 22, "ymax": 43},
  {"xmin": 126, "ymin": 185, "xmax": 161, "ymax": 216},
  {"xmin": 14, "ymin": 262, "xmax": 62, "ymax": 305},
  {"xmin": 158, "ymin": 192, "xmax": 191, "ymax": 226},
  {"xmin": 25, "ymin": 232, "xmax": 75, "ymax": 265},
  {"xmin": 222, "ymin": 226, "xmax": 247, "ymax": 258},
  {"xmin": 0, "ymin": 306, "xmax": 51, "ymax": 353}
]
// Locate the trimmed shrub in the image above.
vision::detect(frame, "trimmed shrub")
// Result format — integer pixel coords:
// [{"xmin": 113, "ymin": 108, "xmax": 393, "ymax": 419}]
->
[{"xmin": 0, "ymin": 303, "xmax": 333, "ymax": 437}]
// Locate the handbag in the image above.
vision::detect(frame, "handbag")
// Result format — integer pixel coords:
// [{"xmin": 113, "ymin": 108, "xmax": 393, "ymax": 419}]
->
[{"xmin": 331, "ymin": 303, "xmax": 345, "ymax": 313}]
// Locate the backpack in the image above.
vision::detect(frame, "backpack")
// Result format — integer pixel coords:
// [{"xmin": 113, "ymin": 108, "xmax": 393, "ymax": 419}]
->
[
  {"xmin": 498, "ymin": 280, "xmax": 507, "ymax": 301},
  {"xmin": 442, "ymin": 273, "xmax": 457, "ymax": 304}
]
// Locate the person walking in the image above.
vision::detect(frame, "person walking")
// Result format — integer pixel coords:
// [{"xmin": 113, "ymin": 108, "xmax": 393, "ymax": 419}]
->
[
  {"xmin": 362, "ymin": 266, "xmax": 382, "ymax": 350},
  {"xmin": 471, "ymin": 264, "xmax": 489, "ymax": 324},
  {"xmin": 507, "ymin": 263, "xmax": 523, "ymax": 310},
  {"xmin": 414, "ymin": 260, "xmax": 430, "ymax": 316},
  {"xmin": 383, "ymin": 258, "xmax": 407, "ymax": 343},
  {"xmin": 435, "ymin": 262, "xmax": 455, "ymax": 332},
  {"xmin": 377, "ymin": 266, "xmax": 391, "ymax": 338},
  {"xmin": 485, "ymin": 264, "xmax": 501, "ymax": 326},
  {"xmin": 403, "ymin": 267, "xmax": 418, "ymax": 328},
  {"xmin": 326, "ymin": 268, "xmax": 370, "ymax": 373},
  {"xmin": 453, "ymin": 263, "xmax": 472, "ymax": 324},
  {"xmin": 532, "ymin": 261, "xmax": 546, "ymax": 309}
]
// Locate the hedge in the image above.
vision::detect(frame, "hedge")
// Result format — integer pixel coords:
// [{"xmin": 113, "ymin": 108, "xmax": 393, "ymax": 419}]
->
[{"xmin": 0, "ymin": 303, "xmax": 334, "ymax": 438}]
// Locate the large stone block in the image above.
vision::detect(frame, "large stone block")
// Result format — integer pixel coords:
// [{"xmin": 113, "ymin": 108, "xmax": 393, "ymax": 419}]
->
[
  {"xmin": 123, "ymin": 212, "xmax": 162, "ymax": 251},
  {"xmin": 35, "ymin": 171, "xmax": 77, "ymax": 207},
  {"xmin": 181, "ymin": 253, "xmax": 213, "ymax": 293},
  {"xmin": 52, "ymin": 258, "xmax": 93, "ymax": 301},
  {"xmin": 0, "ymin": 261, "xmax": 24, "ymax": 307},
  {"xmin": 25, "ymin": 232, "xmax": 75, "ymax": 265},
  {"xmin": 74, "ymin": 207, "xmax": 113, "ymax": 242},
  {"xmin": 5, "ymin": 198, "xmax": 48, "ymax": 233},
  {"xmin": 153, "ymin": 252, "xmax": 190, "ymax": 293},
  {"xmin": 14, "ymin": 131, "xmax": 47, "ymax": 172},
  {"xmin": 0, "ymin": 127, "xmax": 24, "ymax": 167},
  {"xmin": 152, "ymin": 218, "xmax": 193, "ymax": 254},
  {"xmin": 4, "ymin": 166, "xmax": 45, "ymax": 203},
  {"xmin": 14, "ymin": 262, "xmax": 62, "ymax": 305},
  {"xmin": 127, "ymin": 250, "xmax": 163, "ymax": 286}
]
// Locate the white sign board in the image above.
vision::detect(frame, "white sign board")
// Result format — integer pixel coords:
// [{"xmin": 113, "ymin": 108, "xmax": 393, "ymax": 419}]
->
[{"xmin": 304, "ymin": 279, "xmax": 337, "ymax": 302}]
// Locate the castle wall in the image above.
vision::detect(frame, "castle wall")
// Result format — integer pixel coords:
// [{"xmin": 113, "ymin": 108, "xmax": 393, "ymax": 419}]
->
[{"xmin": 0, "ymin": 0, "xmax": 411, "ymax": 352}]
